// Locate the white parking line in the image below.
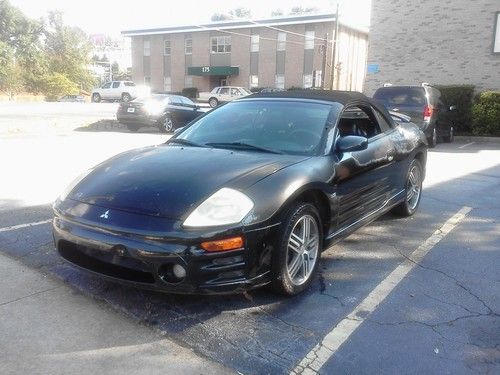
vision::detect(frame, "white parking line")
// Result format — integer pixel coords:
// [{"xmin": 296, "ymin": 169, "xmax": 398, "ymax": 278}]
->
[
  {"xmin": 292, "ymin": 206, "xmax": 472, "ymax": 375},
  {"xmin": 458, "ymin": 142, "xmax": 475, "ymax": 149},
  {"xmin": 0, "ymin": 219, "xmax": 52, "ymax": 233}
]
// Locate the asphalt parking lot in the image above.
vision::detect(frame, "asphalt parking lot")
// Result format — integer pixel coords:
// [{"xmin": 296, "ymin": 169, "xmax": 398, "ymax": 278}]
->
[{"xmin": 1, "ymin": 103, "xmax": 499, "ymax": 374}]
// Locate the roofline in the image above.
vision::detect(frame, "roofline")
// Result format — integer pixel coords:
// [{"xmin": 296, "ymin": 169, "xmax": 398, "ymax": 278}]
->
[{"xmin": 121, "ymin": 13, "xmax": 368, "ymax": 37}]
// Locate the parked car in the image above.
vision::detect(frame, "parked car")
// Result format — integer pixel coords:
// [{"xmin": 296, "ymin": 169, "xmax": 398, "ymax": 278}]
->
[
  {"xmin": 198, "ymin": 86, "xmax": 252, "ymax": 108},
  {"xmin": 117, "ymin": 94, "xmax": 207, "ymax": 133},
  {"xmin": 91, "ymin": 81, "xmax": 150, "ymax": 103},
  {"xmin": 260, "ymin": 87, "xmax": 286, "ymax": 93},
  {"xmin": 373, "ymin": 84, "xmax": 455, "ymax": 147},
  {"xmin": 53, "ymin": 90, "xmax": 427, "ymax": 296},
  {"xmin": 58, "ymin": 94, "xmax": 85, "ymax": 103}
]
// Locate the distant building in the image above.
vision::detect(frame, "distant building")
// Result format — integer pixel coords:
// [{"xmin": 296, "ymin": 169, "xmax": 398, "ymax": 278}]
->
[
  {"xmin": 365, "ymin": 0, "xmax": 500, "ymax": 94},
  {"xmin": 121, "ymin": 13, "xmax": 368, "ymax": 93}
]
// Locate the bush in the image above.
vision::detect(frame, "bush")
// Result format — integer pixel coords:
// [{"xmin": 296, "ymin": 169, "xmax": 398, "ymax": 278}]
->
[
  {"xmin": 182, "ymin": 87, "xmax": 199, "ymax": 99},
  {"xmin": 40, "ymin": 73, "xmax": 79, "ymax": 101},
  {"xmin": 436, "ymin": 85, "xmax": 475, "ymax": 134},
  {"xmin": 471, "ymin": 91, "xmax": 500, "ymax": 136}
]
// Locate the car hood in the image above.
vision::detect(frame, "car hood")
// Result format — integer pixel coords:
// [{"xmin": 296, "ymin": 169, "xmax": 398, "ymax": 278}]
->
[{"xmin": 68, "ymin": 144, "xmax": 307, "ymax": 219}]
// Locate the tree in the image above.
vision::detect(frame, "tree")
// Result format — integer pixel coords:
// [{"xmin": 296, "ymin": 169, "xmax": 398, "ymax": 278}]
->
[
  {"xmin": 211, "ymin": 7, "xmax": 252, "ymax": 21},
  {"xmin": 271, "ymin": 9, "xmax": 284, "ymax": 17},
  {"xmin": 289, "ymin": 6, "xmax": 319, "ymax": 15},
  {"xmin": 43, "ymin": 11, "xmax": 95, "ymax": 92},
  {"xmin": 39, "ymin": 72, "xmax": 79, "ymax": 101}
]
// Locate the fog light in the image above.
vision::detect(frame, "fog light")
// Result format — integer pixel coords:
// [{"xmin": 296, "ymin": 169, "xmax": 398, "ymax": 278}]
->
[{"xmin": 172, "ymin": 264, "xmax": 186, "ymax": 279}]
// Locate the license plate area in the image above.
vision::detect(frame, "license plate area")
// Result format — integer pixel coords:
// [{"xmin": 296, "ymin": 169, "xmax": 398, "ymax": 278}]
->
[{"xmin": 127, "ymin": 107, "xmax": 135, "ymax": 113}]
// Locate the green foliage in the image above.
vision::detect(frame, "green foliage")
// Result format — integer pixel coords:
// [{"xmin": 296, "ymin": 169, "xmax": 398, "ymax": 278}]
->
[
  {"xmin": 471, "ymin": 91, "xmax": 500, "ymax": 136},
  {"xmin": 436, "ymin": 85, "xmax": 475, "ymax": 134},
  {"xmin": 182, "ymin": 87, "xmax": 199, "ymax": 99},
  {"xmin": 40, "ymin": 72, "xmax": 79, "ymax": 101}
]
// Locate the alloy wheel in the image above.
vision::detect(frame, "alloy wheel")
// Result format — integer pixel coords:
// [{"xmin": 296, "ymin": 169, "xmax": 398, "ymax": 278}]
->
[
  {"xmin": 163, "ymin": 116, "xmax": 174, "ymax": 132},
  {"xmin": 407, "ymin": 164, "xmax": 421, "ymax": 210},
  {"xmin": 286, "ymin": 215, "xmax": 319, "ymax": 286}
]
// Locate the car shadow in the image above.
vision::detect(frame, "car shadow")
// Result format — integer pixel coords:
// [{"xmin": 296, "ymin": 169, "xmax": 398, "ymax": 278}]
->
[{"xmin": 74, "ymin": 119, "xmax": 165, "ymax": 134}]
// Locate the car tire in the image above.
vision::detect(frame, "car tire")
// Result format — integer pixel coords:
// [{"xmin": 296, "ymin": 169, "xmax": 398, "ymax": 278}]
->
[
  {"xmin": 208, "ymin": 97, "xmax": 218, "ymax": 108},
  {"xmin": 159, "ymin": 115, "xmax": 175, "ymax": 133},
  {"xmin": 443, "ymin": 126, "xmax": 454, "ymax": 143},
  {"xmin": 428, "ymin": 127, "xmax": 437, "ymax": 148},
  {"xmin": 121, "ymin": 93, "xmax": 132, "ymax": 103},
  {"xmin": 270, "ymin": 203, "xmax": 323, "ymax": 296},
  {"xmin": 393, "ymin": 158, "xmax": 423, "ymax": 217},
  {"xmin": 126, "ymin": 123, "xmax": 140, "ymax": 132},
  {"xmin": 92, "ymin": 93, "xmax": 101, "ymax": 103}
]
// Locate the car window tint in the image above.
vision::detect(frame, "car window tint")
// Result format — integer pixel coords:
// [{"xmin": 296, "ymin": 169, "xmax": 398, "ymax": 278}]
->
[
  {"xmin": 372, "ymin": 108, "xmax": 392, "ymax": 132},
  {"xmin": 169, "ymin": 96, "xmax": 182, "ymax": 105},
  {"xmin": 112, "ymin": 82, "xmax": 120, "ymax": 88},
  {"xmin": 374, "ymin": 88, "xmax": 426, "ymax": 107},
  {"xmin": 102, "ymin": 82, "xmax": 111, "ymax": 89},
  {"xmin": 180, "ymin": 97, "xmax": 195, "ymax": 106},
  {"xmin": 178, "ymin": 100, "xmax": 340, "ymax": 156},
  {"xmin": 124, "ymin": 82, "xmax": 136, "ymax": 87},
  {"xmin": 219, "ymin": 88, "xmax": 229, "ymax": 95},
  {"xmin": 338, "ymin": 106, "xmax": 382, "ymax": 138}
]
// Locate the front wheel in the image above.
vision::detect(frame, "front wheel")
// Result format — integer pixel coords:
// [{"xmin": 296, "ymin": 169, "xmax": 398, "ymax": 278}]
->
[
  {"xmin": 159, "ymin": 115, "xmax": 175, "ymax": 133},
  {"xmin": 208, "ymin": 97, "xmax": 218, "ymax": 108},
  {"xmin": 393, "ymin": 159, "xmax": 423, "ymax": 217},
  {"xmin": 443, "ymin": 126, "xmax": 454, "ymax": 143},
  {"xmin": 271, "ymin": 203, "xmax": 322, "ymax": 296}
]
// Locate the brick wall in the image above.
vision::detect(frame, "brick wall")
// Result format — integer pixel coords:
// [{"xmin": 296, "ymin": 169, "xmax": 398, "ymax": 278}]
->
[{"xmin": 365, "ymin": 0, "xmax": 500, "ymax": 94}]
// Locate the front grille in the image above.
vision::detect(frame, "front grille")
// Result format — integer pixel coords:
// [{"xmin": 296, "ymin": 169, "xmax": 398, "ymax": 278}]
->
[{"xmin": 58, "ymin": 240, "xmax": 155, "ymax": 284}]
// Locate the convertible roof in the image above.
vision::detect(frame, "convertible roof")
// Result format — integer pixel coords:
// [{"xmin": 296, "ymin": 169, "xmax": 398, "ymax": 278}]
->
[{"xmin": 247, "ymin": 90, "xmax": 374, "ymax": 105}]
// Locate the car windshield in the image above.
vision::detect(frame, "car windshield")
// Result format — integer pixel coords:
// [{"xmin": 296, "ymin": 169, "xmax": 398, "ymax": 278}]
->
[{"xmin": 176, "ymin": 100, "xmax": 338, "ymax": 156}]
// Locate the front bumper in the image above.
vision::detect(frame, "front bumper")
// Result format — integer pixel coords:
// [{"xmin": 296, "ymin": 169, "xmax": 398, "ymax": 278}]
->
[{"xmin": 52, "ymin": 213, "xmax": 278, "ymax": 294}]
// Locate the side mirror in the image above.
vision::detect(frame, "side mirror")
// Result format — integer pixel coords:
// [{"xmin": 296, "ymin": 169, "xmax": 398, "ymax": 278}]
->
[
  {"xmin": 336, "ymin": 135, "xmax": 368, "ymax": 153},
  {"xmin": 173, "ymin": 126, "xmax": 185, "ymax": 135},
  {"xmin": 449, "ymin": 105, "xmax": 456, "ymax": 111}
]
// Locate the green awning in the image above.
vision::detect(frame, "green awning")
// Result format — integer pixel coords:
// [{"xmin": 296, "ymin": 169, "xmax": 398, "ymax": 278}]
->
[{"xmin": 187, "ymin": 66, "xmax": 239, "ymax": 76}]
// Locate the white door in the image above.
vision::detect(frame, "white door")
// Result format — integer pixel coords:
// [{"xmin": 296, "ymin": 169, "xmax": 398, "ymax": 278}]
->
[
  {"xmin": 100, "ymin": 82, "xmax": 112, "ymax": 98},
  {"xmin": 218, "ymin": 87, "xmax": 231, "ymax": 102},
  {"xmin": 109, "ymin": 81, "xmax": 121, "ymax": 99}
]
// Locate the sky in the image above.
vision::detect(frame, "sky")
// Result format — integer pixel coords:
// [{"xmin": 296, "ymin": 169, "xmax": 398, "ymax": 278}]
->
[{"xmin": 9, "ymin": 0, "xmax": 372, "ymax": 37}]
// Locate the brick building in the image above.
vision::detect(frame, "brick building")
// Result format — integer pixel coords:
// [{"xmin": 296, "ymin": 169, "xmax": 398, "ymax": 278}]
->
[
  {"xmin": 122, "ymin": 13, "xmax": 368, "ymax": 93},
  {"xmin": 364, "ymin": 0, "xmax": 500, "ymax": 94}
]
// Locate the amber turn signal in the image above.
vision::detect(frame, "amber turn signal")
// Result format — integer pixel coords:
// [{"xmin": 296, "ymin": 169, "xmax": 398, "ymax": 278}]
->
[{"xmin": 200, "ymin": 236, "xmax": 244, "ymax": 252}]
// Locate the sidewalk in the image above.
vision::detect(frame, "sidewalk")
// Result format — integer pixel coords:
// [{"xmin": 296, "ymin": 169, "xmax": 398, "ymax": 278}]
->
[{"xmin": 0, "ymin": 252, "xmax": 231, "ymax": 375}]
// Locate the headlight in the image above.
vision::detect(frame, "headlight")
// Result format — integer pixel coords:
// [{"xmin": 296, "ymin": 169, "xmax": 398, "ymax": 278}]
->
[
  {"xmin": 58, "ymin": 169, "xmax": 93, "ymax": 201},
  {"xmin": 183, "ymin": 188, "xmax": 254, "ymax": 227}
]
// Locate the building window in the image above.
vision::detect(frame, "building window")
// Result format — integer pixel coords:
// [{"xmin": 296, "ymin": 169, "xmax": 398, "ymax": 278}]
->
[
  {"xmin": 211, "ymin": 36, "xmax": 231, "ymax": 53},
  {"xmin": 303, "ymin": 74, "xmax": 313, "ymax": 88},
  {"xmin": 277, "ymin": 32, "xmax": 286, "ymax": 51},
  {"xmin": 494, "ymin": 12, "xmax": 500, "ymax": 53},
  {"xmin": 251, "ymin": 35, "xmax": 259, "ymax": 52},
  {"xmin": 164, "ymin": 40, "xmax": 171, "ymax": 56},
  {"xmin": 143, "ymin": 39, "xmax": 150, "ymax": 56},
  {"xmin": 249, "ymin": 75, "xmax": 259, "ymax": 88},
  {"xmin": 144, "ymin": 76, "xmax": 151, "ymax": 85},
  {"xmin": 313, "ymin": 70, "xmax": 323, "ymax": 87},
  {"xmin": 305, "ymin": 31, "xmax": 315, "ymax": 50},
  {"xmin": 164, "ymin": 77, "xmax": 171, "ymax": 91},
  {"xmin": 185, "ymin": 38, "xmax": 192, "ymax": 54},
  {"xmin": 275, "ymin": 74, "xmax": 285, "ymax": 89},
  {"xmin": 184, "ymin": 76, "xmax": 193, "ymax": 88}
]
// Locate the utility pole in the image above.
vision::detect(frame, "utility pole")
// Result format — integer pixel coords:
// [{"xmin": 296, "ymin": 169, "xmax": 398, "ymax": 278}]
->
[
  {"xmin": 321, "ymin": 33, "xmax": 328, "ymax": 89},
  {"xmin": 329, "ymin": 3, "xmax": 340, "ymax": 90}
]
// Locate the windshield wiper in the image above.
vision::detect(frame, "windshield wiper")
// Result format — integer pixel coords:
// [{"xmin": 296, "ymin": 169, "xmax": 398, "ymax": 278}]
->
[
  {"xmin": 205, "ymin": 142, "xmax": 283, "ymax": 154},
  {"xmin": 166, "ymin": 138, "xmax": 206, "ymax": 148}
]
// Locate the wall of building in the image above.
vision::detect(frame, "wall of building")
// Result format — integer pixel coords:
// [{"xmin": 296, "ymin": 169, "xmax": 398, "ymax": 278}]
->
[
  {"xmin": 129, "ymin": 21, "xmax": 368, "ymax": 93},
  {"xmin": 365, "ymin": 0, "xmax": 500, "ymax": 94}
]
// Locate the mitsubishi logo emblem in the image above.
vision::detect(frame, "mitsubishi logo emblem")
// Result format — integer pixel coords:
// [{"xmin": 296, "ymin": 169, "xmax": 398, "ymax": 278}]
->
[{"xmin": 100, "ymin": 210, "xmax": 110, "ymax": 219}]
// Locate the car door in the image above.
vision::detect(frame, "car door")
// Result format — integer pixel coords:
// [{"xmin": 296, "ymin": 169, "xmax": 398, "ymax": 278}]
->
[
  {"xmin": 100, "ymin": 82, "xmax": 112, "ymax": 98},
  {"xmin": 179, "ymin": 97, "xmax": 200, "ymax": 123},
  {"xmin": 333, "ymin": 104, "xmax": 401, "ymax": 229},
  {"xmin": 218, "ymin": 87, "xmax": 230, "ymax": 102},
  {"xmin": 435, "ymin": 97, "xmax": 453, "ymax": 138},
  {"xmin": 167, "ymin": 96, "xmax": 189, "ymax": 124},
  {"xmin": 109, "ymin": 81, "xmax": 121, "ymax": 99}
]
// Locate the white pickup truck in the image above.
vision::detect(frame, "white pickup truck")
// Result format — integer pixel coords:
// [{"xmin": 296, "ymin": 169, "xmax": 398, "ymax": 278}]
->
[
  {"xmin": 91, "ymin": 81, "xmax": 150, "ymax": 103},
  {"xmin": 198, "ymin": 86, "xmax": 252, "ymax": 108}
]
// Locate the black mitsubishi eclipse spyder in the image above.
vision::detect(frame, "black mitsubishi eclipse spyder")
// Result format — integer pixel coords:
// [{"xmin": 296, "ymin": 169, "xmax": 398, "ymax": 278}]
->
[{"xmin": 53, "ymin": 90, "xmax": 427, "ymax": 296}]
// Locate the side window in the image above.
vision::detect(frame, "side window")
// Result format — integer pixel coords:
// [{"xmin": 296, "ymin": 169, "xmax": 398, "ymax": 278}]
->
[
  {"xmin": 230, "ymin": 88, "xmax": 240, "ymax": 96},
  {"xmin": 170, "ymin": 96, "xmax": 182, "ymax": 105},
  {"xmin": 337, "ymin": 106, "xmax": 382, "ymax": 139},
  {"xmin": 180, "ymin": 97, "xmax": 195, "ymax": 106},
  {"xmin": 112, "ymin": 82, "xmax": 120, "ymax": 89},
  {"xmin": 102, "ymin": 82, "xmax": 111, "ymax": 89},
  {"xmin": 372, "ymin": 108, "xmax": 393, "ymax": 132},
  {"xmin": 219, "ymin": 88, "xmax": 229, "ymax": 95}
]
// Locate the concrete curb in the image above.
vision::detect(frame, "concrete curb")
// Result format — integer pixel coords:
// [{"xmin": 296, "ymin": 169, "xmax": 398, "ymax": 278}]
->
[{"xmin": 455, "ymin": 135, "xmax": 500, "ymax": 143}]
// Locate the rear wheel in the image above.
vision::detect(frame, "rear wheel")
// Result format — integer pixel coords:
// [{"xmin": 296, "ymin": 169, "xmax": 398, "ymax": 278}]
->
[
  {"xmin": 208, "ymin": 97, "xmax": 218, "ymax": 108},
  {"xmin": 91, "ymin": 93, "xmax": 101, "ymax": 103},
  {"xmin": 443, "ymin": 126, "xmax": 454, "ymax": 143},
  {"xmin": 271, "ymin": 203, "xmax": 322, "ymax": 296},
  {"xmin": 126, "ymin": 123, "xmax": 140, "ymax": 132},
  {"xmin": 393, "ymin": 159, "xmax": 423, "ymax": 217},
  {"xmin": 121, "ymin": 93, "xmax": 131, "ymax": 102}
]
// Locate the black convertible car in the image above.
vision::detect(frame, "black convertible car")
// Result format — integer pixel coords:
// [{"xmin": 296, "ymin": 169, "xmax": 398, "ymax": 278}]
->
[
  {"xmin": 53, "ymin": 91, "xmax": 427, "ymax": 296},
  {"xmin": 117, "ymin": 94, "xmax": 206, "ymax": 133}
]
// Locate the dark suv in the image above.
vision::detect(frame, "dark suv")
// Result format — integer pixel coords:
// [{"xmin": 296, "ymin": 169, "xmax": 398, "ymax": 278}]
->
[{"xmin": 373, "ymin": 84, "xmax": 455, "ymax": 147}]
